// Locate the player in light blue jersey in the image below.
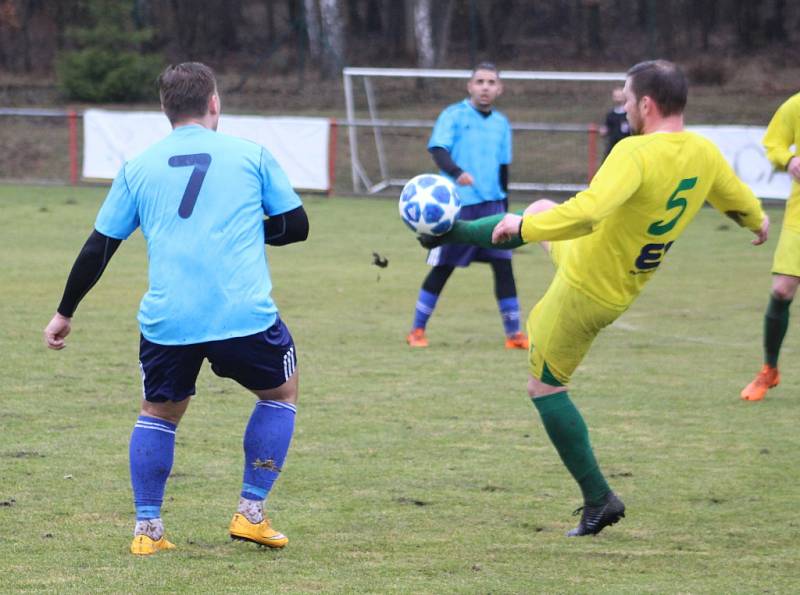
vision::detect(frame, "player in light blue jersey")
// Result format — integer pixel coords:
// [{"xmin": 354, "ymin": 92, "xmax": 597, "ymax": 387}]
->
[
  {"xmin": 43, "ymin": 63, "xmax": 309, "ymax": 555},
  {"xmin": 407, "ymin": 63, "xmax": 528, "ymax": 350}
]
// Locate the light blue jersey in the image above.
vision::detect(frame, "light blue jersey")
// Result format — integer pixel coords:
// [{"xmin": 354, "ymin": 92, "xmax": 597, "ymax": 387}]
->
[
  {"xmin": 427, "ymin": 99, "xmax": 512, "ymax": 206},
  {"xmin": 95, "ymin": 124, "xmax": 302, "ymax": 345}
]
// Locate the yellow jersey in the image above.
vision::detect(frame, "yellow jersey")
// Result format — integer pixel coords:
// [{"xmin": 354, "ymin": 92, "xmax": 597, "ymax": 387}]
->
[
  {"xmin": 763, "ymin": 92, "xmax": 800, "ymax": 231},
  {"xmin": 520, "ymin": 131, "xmax": 765, "ymax": 311}
]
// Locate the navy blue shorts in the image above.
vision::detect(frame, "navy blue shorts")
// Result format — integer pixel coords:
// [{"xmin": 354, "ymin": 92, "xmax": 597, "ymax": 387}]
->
[
  {"xmin": 138, "ymin": 317, "xmax": 297, "ymax": 403},
  {"xmin": 426, "ymin": 199, "xmax": 512, "ymax": 267}
]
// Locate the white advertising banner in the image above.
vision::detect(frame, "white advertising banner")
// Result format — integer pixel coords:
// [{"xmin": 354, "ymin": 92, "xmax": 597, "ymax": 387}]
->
[
  {"xmin": 83, "ymin": 109, "xmax": 332, "ymax": 191},
  {"xmin": 687, "ymin": 125, "xmax": 793, "ymax": 200}
]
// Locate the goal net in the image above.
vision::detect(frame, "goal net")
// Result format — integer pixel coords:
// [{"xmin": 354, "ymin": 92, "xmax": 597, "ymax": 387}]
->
[{"xmin": 342, "ymin": 67, "xmax": 626, "ymax": 197}]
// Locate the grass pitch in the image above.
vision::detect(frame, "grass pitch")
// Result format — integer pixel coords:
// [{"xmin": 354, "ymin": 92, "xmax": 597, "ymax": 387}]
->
[{"xmin": 1, "ymin": 185, "xmax": 799, "ymax": 593}]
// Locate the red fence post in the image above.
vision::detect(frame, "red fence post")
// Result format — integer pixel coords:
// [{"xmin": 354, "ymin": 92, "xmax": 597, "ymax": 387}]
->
[
  {"xmin": 68, "ymin": 110, "xmax": 79, "ymax": 185},
  {"xmin": 587, "ymin": 123, "xmax": 598, "ymax": 183},
  {"xmin": 328, "ymin": 118, "xmax": 338, "ymax": 196}
]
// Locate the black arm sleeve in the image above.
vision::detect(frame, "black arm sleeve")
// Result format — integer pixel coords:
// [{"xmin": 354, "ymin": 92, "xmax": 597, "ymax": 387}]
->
[
  {"xmin": 499, "ymin": 164, "xmax": 508, "ymax": 194},
  {"xmin": 264, "ymin": 205, "xmax": 309, "ymax": 246},
  {"xmin": 429, "ymin": 147, "xmax": 463, "ymax": 179},
  {"xmin": 57, "ymin": 230, "xmax": 122, "ymax": 317}
]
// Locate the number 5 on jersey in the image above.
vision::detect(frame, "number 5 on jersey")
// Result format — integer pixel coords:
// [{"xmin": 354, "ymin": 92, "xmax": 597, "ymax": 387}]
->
[
  {"xmin": 647, "ymin": 177, "xmax": 697, "ymax": 236},
  {"xmin": 633, "ymin": 177, "xmax": 697, "ymax": 272}
]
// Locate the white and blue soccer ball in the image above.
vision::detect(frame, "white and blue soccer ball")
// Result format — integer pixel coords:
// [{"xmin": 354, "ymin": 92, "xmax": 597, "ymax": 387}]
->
[{"xmin": 398, "ymin": 174, "xmax": 461, "ymax": 236}]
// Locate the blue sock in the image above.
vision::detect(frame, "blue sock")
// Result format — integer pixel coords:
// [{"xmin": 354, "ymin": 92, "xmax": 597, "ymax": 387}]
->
[
  {"xmin": 498, "ymin": 296, "xmax": 521, "ymax": 335},
  {"xmin": 129, "ymin": 416, "xmax": 176, "ymax": 521},
  {"xmin": 241, "ymin": 401, "xmax": 297, "ymax": 501},
  {"xmin": 412, "ymin": 289, "xmax": 439, "ymax": 330}
]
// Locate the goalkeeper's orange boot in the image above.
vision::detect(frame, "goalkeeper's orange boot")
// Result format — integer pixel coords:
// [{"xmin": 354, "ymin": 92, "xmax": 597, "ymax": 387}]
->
[
  {"xmin": 229, "ymin": 513, "xmax": 288, "ymax": 548},
  {"xmin": 740, "ymin": 364, "xmax": 780, "ymax": 401},
  {"xmin": 406, "ymin": 328, "xmax": 428, "ymax": 348},
  {"xmin": 130, "ymin": 534, "xmax": 176, "ymax": 555},
  {"xmin": 505, "ymin": 332, "xmax": 529, "ymax": 350}
]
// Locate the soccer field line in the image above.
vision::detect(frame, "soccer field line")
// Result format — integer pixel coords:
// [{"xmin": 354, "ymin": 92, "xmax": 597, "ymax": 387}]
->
[{"xmin": 610, "ymin": 319, "xmax": 752, "ymax": 348}]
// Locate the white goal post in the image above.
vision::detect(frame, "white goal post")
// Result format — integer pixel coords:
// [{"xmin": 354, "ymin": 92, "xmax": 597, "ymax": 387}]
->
[{"xmin": 342, "ymin": 67, "xmax": 627, "ymax": 195}]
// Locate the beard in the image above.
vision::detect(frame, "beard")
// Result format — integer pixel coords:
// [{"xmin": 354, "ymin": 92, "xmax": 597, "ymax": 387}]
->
[{"xmin": 626, "ymin": 112, "xmax": 642, "ymax": 135}]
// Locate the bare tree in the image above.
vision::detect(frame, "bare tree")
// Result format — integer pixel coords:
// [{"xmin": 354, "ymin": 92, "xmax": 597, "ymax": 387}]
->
[
  {"xmin": 695, "ymin": 0, "xmax": 717, "ymax": 51},
  {"xmin": 585, "ymin": 0, "xmax": 604, "ymax": 51},
  {"xmin": 365, "ymin": 0, "xmax": 381, "ymax": 33},
  {"xmin": 573, "ymin": 0, "xmax": 584, "ymax": 55},
  {"xmin": 304, "ymin": 0, "xmax": 322, "ymax": 60},
  {"xmin": 169, "ymin": 0, "xmax": 200, "ymax": 56},
  {"xmin": 413, "ymin": 0, "xmax": 434, "ymax": 68},
  {"xmin": 764, "ymin": 0, "xmax": 787, "ymax": 42},
  {"xmin": 475, "ymin": 0, "xmax": 497, "ymax": 57},
  {"xmin": 734, "ymin": 0, "xmax": 760, "ymax": 49},
  {"xmin": 656, "ymin": 0, "xmax": 673, "ymax": 56},
  {"xmin": 214, "ymin": 0, "xmax": 243, "ymax": 52},
  {"xmin": 381, "ymin": 0, "xmax": 407, "ymax": 57},
  {"xmin": 4, "ymin": 0, "xmax": 800, "ymax": 80},
  {"xmin": 435, "ymin": 0, "xmax": 456, "ymax": 64},
  {"xmin": 404, "ymin": 0, "xmax": 415, "ymax": 56},
  {"xmin": 345, "ymin": 0, "xmax": 362, "ymax": 34},
  {"xmin": 16, "ymin": 0, "xmax": 44, "ymax": 71},
  {"xmin": 265, "ymin": 0, "xmax": 275, "ymax": 40},
  {"xmin": 319, "ymin": 0, "xmax": 345, "ymax": 75}
]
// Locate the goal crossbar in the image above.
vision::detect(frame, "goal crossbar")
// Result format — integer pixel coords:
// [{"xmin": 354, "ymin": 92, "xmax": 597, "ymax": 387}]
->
[{"xmin": 343, "ymin": 67, "xmax": 627, "ymax": 82}]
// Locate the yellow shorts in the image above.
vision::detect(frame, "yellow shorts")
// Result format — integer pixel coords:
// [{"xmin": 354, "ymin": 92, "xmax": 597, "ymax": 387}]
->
[
  {"xmin": 526, "ymin": 270, "xmax": 621, "ymax": 386},
  {"xmin": 772, "ymin": 226, "xmax": 800, "ymax": 278}
]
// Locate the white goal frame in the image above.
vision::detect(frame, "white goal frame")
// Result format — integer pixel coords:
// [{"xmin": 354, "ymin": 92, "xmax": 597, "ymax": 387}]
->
[{"xmin": 342, "ymin": 67, "xmax": 626, "ymax": 195}]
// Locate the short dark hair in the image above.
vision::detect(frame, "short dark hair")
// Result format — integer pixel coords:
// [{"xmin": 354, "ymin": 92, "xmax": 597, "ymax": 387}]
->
[
  {"xmin": 626, "ymin": 60, "xmax": 687, "ymax": 117},
  {"xmin": 158, "ymin": 62, "xmax": 217, "ymax": 124},
  {"xmin": 472, "ymin": 62, "xmax": 499, "ymax": 77}
]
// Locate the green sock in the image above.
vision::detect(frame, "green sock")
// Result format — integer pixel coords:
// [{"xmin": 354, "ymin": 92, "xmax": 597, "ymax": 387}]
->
[
  {"xmin": 444, "ymin": 210, "xmax": 526, "ymax": 250},
  {"xmin": 532, "ymin": 392, "xmax": 610, "ymax": 506},
  {"xmin": 764, "ymin": 294, "xmax": 791, "ymax": 367}
]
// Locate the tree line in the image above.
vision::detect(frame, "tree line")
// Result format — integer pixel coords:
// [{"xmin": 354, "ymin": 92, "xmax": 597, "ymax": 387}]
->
[{"xmin": 0, "ymin": 0, "xmax": 794, "ymax": 78}]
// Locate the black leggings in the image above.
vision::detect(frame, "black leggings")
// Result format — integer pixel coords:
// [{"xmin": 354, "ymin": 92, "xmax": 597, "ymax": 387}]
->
[{"xmin": 421, "ymin": 259, "xmax": 517, "ymax": 300}]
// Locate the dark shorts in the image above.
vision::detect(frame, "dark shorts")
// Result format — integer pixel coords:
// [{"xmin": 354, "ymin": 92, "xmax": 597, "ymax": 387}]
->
[
  {"xmin": 138, "ymin": 317, "xmax": 297, "ymax": 403},
  {"xmin": 426, "ymin": 199, "xmax": 512, "ymax": 267}
]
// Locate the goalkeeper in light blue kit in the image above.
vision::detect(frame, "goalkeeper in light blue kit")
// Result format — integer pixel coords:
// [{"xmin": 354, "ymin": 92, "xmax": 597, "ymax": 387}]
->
[
  {"xmin": 406, "ymin": 62, "xmax": 528, "ymax": 350},
  {"xmin": 43, "ymin": 62, "xmax": 308, "ymax": 555}
]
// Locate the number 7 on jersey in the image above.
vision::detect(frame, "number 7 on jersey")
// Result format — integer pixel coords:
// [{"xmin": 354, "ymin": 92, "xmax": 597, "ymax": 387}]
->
[{"xmin": 168, "ymin": 153, "xmax": 212, "ymax": 219}]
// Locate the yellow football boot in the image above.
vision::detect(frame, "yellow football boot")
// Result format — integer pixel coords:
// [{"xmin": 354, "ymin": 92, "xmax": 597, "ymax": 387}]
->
[
  {"xmin": 130, "ymin": 534, "xmax": 176, "ymax": 555},
  {"xmin": 229, "ymin": 513, "xmax": 288, "ymax": 548}
]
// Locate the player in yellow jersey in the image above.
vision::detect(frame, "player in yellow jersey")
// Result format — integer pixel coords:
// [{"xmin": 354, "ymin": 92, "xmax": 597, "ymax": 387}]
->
[
  {"xmin": 422, "ymin": 60, "xmax": 768, "ymax": 536},
  {"xmin": 740, "ymin": 92, "xmax": 800, "ymax": 401}
]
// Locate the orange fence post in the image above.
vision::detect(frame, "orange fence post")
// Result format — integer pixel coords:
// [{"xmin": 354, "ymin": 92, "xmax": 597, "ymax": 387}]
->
[
  {"xmin": 587, "ymin": 123, "xmax": 598, "ymax": 182},
  {"xmin": 68, "ymin": 110, "xmax": 79, "ymax": 185}
]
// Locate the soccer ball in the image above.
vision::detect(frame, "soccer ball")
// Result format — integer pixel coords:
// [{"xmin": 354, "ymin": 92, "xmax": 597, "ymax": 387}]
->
[{"xmin": 398, "ymin": 174, "xmax": 461, "ymax": 236}]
